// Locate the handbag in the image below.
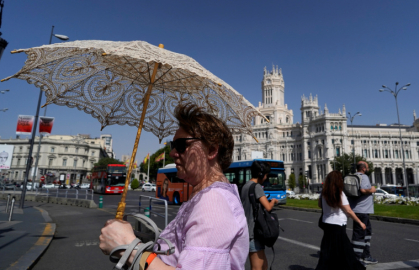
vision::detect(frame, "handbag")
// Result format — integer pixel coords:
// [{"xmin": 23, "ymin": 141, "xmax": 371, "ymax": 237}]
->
[{"xmin": 318, "ymin": 196, "xmax": 326, "ymax": 230}]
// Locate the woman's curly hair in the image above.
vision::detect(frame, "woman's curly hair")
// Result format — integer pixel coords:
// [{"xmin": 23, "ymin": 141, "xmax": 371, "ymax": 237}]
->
[{"xmin": 174, "ymin": 103, "xmax": 234, "ymax": 171}]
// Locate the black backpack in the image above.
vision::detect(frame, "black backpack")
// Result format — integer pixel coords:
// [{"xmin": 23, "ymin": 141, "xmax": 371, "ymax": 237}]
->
[{"xmin": 248, "ymin": 183, "xmax": 280, "ymax": 247}]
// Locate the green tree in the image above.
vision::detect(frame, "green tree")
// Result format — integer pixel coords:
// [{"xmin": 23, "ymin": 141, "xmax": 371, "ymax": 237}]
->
[
  {"xmin": 298, "ymin": 174, "xmax": 307, "ymax": 189},
  {"xmin": 92, "ymin": 157, "xmax": 124, "ymax": 172},
  {"xmin": 288, "ymin": 173, "xmax": 296, "ymax": 190},
  {"xmin": 131, "ymin": 178, "xmax": 140, "ymax": 190},
  {"xmin": 330, "ymin": 153, "xmax": 374, "ymax": 177},
  {"xmin": 140, "ymin": 144, "xmax": 174, "ymax": 181}
]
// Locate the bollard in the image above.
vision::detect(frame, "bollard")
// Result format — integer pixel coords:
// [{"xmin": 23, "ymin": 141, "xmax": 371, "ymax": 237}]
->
[
  {"xmin": 99, "ymin": 196, "xmax": 103, "ymax": 208},
  {"xmin": 8, "ymin": 197, "xmax": 15, "ymax": 221},
  {"xmin": 144, "ymin": 207, "xmax": 150, "ymax": 217},
  {"xmin": 6, "ymin": 194, "xmax": 11, "ymax": 213}
]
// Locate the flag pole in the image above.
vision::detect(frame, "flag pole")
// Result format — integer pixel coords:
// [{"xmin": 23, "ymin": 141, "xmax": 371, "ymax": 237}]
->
[{"xmin": 147, "ymin": 154, "xmax": 150, "ymax": 182}]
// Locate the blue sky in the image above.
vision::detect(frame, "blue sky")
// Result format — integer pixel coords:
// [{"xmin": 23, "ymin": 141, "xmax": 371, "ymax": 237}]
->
[{"xmin": 0, "ymin": 0, "xmax": 418, "ymax": 162}]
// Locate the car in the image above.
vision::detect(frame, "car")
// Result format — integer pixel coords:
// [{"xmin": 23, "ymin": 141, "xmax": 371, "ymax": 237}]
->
[
  {"xmin": 79, "ymin": 183, "xmax": 90, "ymax": 189},
  {"xmin": 286, "ymin": 190, "xmax": 295, "ymax": 196},
  {"xmin": 4, "ymin": 183, "xmax": 16, "ymax": 190},
  {"xmin": 374, "ymin": 188, "xmax": 398, "ymax": 198},
  {"xmin": 42, "ymin": 183, "xmax": 55, "ymax": 189},
  {"xmin": 142, "ymin": 183, "xmax": 156, "ymax": 192}
]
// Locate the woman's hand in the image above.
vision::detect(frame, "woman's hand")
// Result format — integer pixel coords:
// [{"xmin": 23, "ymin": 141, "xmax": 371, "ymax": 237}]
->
[
  {"xmin": 99, "ymin": 219, "xmax": 137, "ymax": 256},
  {"xmin": 359, "ymin": 221, "xmax": 366, "ymax": 230}
]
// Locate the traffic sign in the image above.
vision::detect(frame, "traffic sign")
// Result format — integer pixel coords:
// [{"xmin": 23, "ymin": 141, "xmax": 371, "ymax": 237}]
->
[{"xmin": 40, "ymin": 176, "xmax": 45, "ymax": 181}]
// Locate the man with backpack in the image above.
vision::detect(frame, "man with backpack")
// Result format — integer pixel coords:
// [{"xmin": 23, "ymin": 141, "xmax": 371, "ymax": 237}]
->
[
  {"xmin": 240, "ymin": 161, "xmax": 278, "ymax": 270},
  {"xmin": 348, "ymin": 161, "xmax": 378, "ymax": 265}
]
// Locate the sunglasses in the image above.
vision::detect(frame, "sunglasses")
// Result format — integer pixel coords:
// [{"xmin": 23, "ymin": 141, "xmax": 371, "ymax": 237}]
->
[{"xmin": 170, "ymin": 137, "xmax": 202, "ymax": 153}]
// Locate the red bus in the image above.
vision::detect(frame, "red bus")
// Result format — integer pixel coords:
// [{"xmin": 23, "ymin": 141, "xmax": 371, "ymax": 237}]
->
[
  {"xmin": 91, "ymin": 164, "xmax": 126, "ymax": 194},
  {"xmin": 156, "ymin": 164, "xmax": 192, "ymax": 205}
]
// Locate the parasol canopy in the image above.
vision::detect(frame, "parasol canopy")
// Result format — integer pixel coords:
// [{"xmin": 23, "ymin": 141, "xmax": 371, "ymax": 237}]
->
[{"xmin": 2, "ymin": 40, "xmax": 266, "ymax": 218}]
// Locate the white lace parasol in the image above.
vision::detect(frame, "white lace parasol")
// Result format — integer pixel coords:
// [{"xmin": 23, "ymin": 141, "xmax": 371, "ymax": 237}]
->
[{"xmin": 3, "ymin": 40, "xmax": 265, "ymax": 142}]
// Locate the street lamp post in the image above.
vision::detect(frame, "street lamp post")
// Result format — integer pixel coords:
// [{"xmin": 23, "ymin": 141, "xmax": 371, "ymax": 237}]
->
[
  {"xmin": 20, "ymin": 26, "xmax": 69, "ymax": 209},
  {"xmin": 31, "ymin": 26, "xmax": 69, "ymax": 187},
  {"xmin": 379, "ymin": 82, "xmax": 411, "ymax": 197},
  {"xmin": 348, "ymin": 111, "xmax": 361, "ymax": 173}
]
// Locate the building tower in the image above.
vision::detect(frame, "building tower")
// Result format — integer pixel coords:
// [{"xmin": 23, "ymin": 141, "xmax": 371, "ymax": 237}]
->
[{"xmin": 262, "ymin": 65, "xmax": 285, "ymax": 108}]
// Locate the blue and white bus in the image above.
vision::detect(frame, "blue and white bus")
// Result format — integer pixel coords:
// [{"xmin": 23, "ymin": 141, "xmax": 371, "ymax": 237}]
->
[
  {"xmin": 156, "ymin": 159, "xmax": 287, "ymax": 204},
  {"xmin": 224, "ymin": 159, "xmax": 287, "ymax": 205}
]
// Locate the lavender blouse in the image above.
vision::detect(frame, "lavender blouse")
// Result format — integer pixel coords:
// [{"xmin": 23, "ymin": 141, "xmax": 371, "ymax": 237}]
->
[{"xmin": 155, "ymin": 182, "xmax": 249, "ymax": 270}]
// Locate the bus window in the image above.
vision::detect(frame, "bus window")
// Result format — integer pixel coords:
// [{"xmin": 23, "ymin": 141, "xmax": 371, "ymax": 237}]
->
[
  {"xmin": 239, "ymin": 169, "xmax": 244, "ymax": 185},
  {"xmin": 225, "ymin": 171, "xmax": 236, "ymax": 184},
  {"xmin": 263, "ymin": 171, "xmax": 286, "ymax": 191},
  {"xmin": 245, "ymin": 169, "xmax": 252, "ymax": 182}
]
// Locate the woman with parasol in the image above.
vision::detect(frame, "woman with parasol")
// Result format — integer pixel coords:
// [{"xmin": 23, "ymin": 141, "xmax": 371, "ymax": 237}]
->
[{"xmin": 99, "ymin": 103, "xmax": 249, "ymax": 270}]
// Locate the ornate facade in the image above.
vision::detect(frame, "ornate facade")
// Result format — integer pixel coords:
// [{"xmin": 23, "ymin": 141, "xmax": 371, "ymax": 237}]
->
[{"xmin": 233, "ymin": 66, "xmax": 419, "ymax": 189}]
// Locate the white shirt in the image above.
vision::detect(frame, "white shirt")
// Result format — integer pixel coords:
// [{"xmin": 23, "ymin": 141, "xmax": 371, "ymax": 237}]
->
[{"xmin": 322, "ymin": 192, "xmax": 349, "ymax": 226}]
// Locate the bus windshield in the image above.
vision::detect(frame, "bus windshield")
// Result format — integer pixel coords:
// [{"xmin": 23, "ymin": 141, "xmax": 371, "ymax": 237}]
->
[
  {"xmin": 108, "ymin": 176, "xmax": 125, "ymax": 186},
  {"xmin": 108, "ymin": 166, "xmax": 126, "ymax": 174},
  {"xmin": 262, "ymin": 171, "xmax": 286, "ymax": 191}
]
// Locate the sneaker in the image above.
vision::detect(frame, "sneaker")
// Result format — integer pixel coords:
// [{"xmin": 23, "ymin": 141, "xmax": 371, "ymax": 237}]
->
[
  {"xmin": 358, "ymin": 260, "xmax": 367, "ymax": 268},
  {"xmin": 363, "ymin": 256, "xmax": 378, "ymax": 264}
]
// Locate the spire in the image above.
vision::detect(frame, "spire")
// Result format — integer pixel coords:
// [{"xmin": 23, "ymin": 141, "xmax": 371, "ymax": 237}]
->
[
  {"xmin": 342, "ymin": 104, "xmax": 346, "ymax": 115},
  {"xmin": 414, "ymin": 110, "xmax": 417, "ymax": 120},
  {"xmin": 324, "ymin": 103, "xmax": 328, "ymax": 114}
]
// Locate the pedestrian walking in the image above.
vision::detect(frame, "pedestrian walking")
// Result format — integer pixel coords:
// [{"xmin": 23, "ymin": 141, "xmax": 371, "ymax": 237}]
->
[
  {"xmin": 348, "ymin": 161, "xmax": 378, "ymax": 264},
  {"xmin": 241, "ymin": 161, "xmax": 278, "ymax": 270},
  {"xmin": 99, "ymin": 103, "xmax": 249, "ymax": 270},
  {"xmin": 316, "ymin": 171, "xmax": 366, "ymax": 270}
]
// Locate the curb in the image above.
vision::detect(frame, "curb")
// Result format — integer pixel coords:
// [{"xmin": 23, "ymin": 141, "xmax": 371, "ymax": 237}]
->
[
  {"xmin": 276, "ymin": 206, "xmax": 419, "ymax": 226},
  {"xmin": 6, "ymin": 206, "xmax": 56, "ymax": 270},
  {"xmin": 0, "ymin": 192, "xmax": 98, "ymax": 208}
]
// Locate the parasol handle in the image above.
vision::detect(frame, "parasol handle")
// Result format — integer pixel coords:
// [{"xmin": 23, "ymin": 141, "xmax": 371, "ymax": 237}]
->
[{"xmin": 115, "ymin": 48, "xmax": 163, "ymax": 220}]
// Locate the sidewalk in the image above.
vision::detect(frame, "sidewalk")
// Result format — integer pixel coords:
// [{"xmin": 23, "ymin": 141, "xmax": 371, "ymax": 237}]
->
[{"xmin": 0, "ymin": 199, "xmax": 56, "ymax": 270}]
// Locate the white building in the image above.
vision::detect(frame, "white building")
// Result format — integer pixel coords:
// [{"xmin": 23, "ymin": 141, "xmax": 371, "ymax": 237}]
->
[
  {"xmin": 0, "ymin": 134, "xmax": 115, "ymax": 184},
  {"xmin": 233, "ymin": 66, "xmax": 419, "ymax": 190}
]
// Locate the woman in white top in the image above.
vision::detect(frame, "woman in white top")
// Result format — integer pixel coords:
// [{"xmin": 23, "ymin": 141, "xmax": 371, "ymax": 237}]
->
[{"xmin": 315, "ymin": 171, "xmax": 366, "ymax": 270}]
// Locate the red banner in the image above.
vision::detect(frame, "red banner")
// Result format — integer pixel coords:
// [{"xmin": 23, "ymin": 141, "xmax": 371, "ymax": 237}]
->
[
  {"xmin": 16, "ymin": 115, "xmax": 34, "ymax": 135},
  {"xmin": 39, "ymin": 117, "xmax": 55, "ymax": 135}
]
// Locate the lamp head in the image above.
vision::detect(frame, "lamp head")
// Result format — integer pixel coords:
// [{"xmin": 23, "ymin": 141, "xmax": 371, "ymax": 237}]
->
[
  {"xmin": 402, "ymin": 87, "xmax": 407, "ymax": 90},
  {"xmin": 406, "ymin": 83, "xmax": 411, "ymax": 86},
  {"xmin": 382, "ymin": 85, "xmax": 386, "ymax": 88},
  {"xmin": 379, "ymin": 89, "xmax": 384, "ymax": 92},
  {"xmin": 396, "ymin": 82, "xmax": 399, "ymax": 86},
  {"xmin": 54, "ymin": 34, "xmax": 69, "ymax": 41},
  {"xmin": 359, "ymin": 113, "xmax": 362, "ymax": 116}
]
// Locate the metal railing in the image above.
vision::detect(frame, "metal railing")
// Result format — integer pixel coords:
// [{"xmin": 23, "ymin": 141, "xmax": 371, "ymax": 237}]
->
[
  {"xmin": 138, "ymin": 195, "xmax": 169, "ymax": 228},
  {"xmin": 1, "ymin": 186, "xmax": 94, "ymax": 200}
]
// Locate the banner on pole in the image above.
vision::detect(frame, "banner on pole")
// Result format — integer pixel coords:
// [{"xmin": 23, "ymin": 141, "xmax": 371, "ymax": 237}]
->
[
  {"xmin": 39, "ymin": 116, "xmax": 55, "ymax": 135},
  {"xmin": 16, "ymin": 115, "xmax": 34, "ymax": 135},
  {"xmin": 143, "ymin": 153, "xmax": 149, "ymax": 164},
  {"xmin": 0, "ymin": 145, "xmax": 14, "ymax": 169},
  {"xmin": 155, "ymin": 152, "xmax": 165, "ymax": 162}
]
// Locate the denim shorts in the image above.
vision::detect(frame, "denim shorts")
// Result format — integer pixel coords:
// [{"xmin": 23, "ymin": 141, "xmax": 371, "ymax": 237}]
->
[{"xmin": 249, "ymin": 237, "xmax": 265, "ymax": 252}]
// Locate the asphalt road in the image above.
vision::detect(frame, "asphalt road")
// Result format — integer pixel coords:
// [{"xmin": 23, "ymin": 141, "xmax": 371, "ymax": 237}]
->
[{"xmin": 30, "ymin": 190, "xmax": 419, "ymax": 270}]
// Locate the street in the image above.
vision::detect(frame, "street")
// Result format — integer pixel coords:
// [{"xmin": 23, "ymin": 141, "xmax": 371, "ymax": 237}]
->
[{"xmin": 28, "ymin": 190, "xmax": 419, "ymax": 270}]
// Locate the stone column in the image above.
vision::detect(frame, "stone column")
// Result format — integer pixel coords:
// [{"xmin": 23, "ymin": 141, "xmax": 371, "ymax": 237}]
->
[
  {"xmin": 381, "ymin": 168, "xmax": 387, "ymax": 184},
  {"xmin": 392, "ymin": 168, "xmax": 396, "ymax": 185},
  {"xmin": 371, "ymin": 171, "xmax": 375, "ymax": 185}
]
